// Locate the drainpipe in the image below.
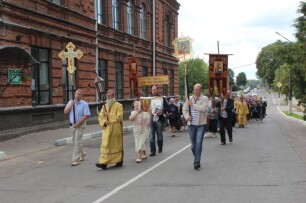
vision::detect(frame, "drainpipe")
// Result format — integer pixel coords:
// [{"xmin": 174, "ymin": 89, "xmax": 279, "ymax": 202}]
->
[
  {"xmin": 95, "ymin": 0, "xmax": 100, "ymax": 114},
  {"xmin": 152, "ymin": 0, "xmax": 156, "ymax": 76}
]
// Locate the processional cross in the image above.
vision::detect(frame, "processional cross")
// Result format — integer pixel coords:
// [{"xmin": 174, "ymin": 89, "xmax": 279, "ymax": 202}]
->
[{"xmin": 58, "ymin": 42, "xmax": 83, "ymax": 84}]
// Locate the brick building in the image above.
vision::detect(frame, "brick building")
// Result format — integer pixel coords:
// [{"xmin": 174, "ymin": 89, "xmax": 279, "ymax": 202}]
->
[{"xmin": 0, "ymin": 0, "xmax": 180, "ymax": 140}]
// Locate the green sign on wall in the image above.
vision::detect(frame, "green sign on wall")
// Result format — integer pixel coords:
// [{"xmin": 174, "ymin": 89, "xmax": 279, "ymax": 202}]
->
[{"xmin": 8, "ymin": 68, "xmax": 21, "ymax": 84}]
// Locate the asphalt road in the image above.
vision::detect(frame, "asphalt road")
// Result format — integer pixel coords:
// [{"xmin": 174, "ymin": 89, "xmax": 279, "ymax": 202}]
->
[{"xmin": 0, "ymin": 89, "xmax": 306, "ymax": 203}]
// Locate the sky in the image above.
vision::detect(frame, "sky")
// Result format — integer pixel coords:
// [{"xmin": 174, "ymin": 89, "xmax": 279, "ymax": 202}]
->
[{"xmin": 178, "ymin": 0, "xmax": 302, "ymax": 80}]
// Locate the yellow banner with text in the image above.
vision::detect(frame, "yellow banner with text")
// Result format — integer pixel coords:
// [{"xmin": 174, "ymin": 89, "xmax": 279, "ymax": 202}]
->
[{"xmin": 138, "ymin": 75, "xmax": 169, "ymax": 87}]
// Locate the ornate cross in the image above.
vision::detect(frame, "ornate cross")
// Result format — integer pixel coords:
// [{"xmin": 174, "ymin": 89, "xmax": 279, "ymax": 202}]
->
[{"xmin": 58, "ymin": 42, "xmax": 83, "ymax": 75}]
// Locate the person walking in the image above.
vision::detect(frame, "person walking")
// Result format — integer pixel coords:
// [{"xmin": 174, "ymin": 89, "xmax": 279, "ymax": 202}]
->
[
  {"xmin": 129, "ymin": 101, "xmax": 150, "ymax": 163},
  {"xmin": 206, "ymin": 97, "xmax": 218, "ymax": 137},
  {"xmin": 96, "ymin": 90, "xmax": 124, "ymax": 170},
  {"xmin": 236, "ymin": 96, "xmax": 249, "ymax": 128},
  {"xmin": 174, "ymin": 95, "xmax": 184, "ymax": 131},
  {"xmin": 168, "ymin": 98, "xmax": 179, "ymax": 137},
  {"xmin": 183, "ymin": 83, "xmax": 209, "ymax": 170},
  {"xmin": 64, "ymin": 89, "xmax": 90, "ymax": 166},
  {"xmin": 216, "ymin": 91, "xmax": 234, "ymax": 145},
  {"xmin": 149, "ymin": 85, "xmax": 169, "ymax": 156}
]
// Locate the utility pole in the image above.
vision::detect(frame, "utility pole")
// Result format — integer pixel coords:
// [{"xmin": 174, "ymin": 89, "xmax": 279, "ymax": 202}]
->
[{"xmin": 276, "ymin": 31, "xmax": 292, "ymax": 114}]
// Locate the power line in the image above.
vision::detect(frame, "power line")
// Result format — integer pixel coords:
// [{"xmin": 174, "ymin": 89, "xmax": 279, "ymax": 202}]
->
[{"xmin": 230, "ymin": 63, "xmax": 255, "ymax": 69}]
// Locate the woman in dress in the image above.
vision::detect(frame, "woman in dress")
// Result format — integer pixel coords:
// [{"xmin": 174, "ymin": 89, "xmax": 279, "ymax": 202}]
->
[
  {"xmin": 168, "ymin": 98, "xmax": 179, "ymax": 137},
  {"xmin": 129, "ymin": 101, "xmax": 151, "ymax": 163}
]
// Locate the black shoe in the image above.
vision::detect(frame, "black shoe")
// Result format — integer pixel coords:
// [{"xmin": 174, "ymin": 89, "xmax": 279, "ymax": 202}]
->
[
  {"xmin": 194, "ymin": 162, "xmax": 201, "ymax": 170},
  {"xmin": 149, "ymin": 153, "xmax": 156, "ymax": 157},
  {"xmin": 158, "ymin": 148, "xmax": 162, "ymax": 153},
  {"xmin": 221, "ymin": 142, "xmax": 226, "ymax": 145},
  {"xmin": 96, "ymin": 163, "xmax": 107, "ymax": 170},
  {"xmin": 115, "ymin": 161, "xmax": 123, "ymax": 167},
  {"xmin": 229, "ymin": 138, "xmax": 233, "ymax": 143}
]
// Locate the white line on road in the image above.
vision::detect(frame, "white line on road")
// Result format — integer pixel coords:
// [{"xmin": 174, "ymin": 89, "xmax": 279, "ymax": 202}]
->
[{"xmin": 92, "ymin": 143, "xmax": 191, "ymax": 203}]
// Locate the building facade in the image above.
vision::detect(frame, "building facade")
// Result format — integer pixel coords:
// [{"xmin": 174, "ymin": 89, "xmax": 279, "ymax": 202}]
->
[{"xmin": 0, "ymin": 0, "xmax": 180, "ymax": 140}]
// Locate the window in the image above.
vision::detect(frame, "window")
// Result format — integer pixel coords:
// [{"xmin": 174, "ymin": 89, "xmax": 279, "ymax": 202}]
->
[
  {"xmin": 49, "ymin": 0, "xmax": 62, "ymax": 5},
  {"xmin": 62, "ymin": 59, "xmax": 77, "ymax": 103},
  {"xmin": 165, "ymin": 15, "xmax": 171, "ymax": 47},
  {"xmin": 115, "ymin": 62, "xmax": 123, "ymax": 99},
  {"xmin": 142, "ymin": 66, "xmax": 148, "ymax": 96},
  {"xmin": 140, "ymin": 3, "xmax": 146, "ymax": 39},
  {"xmin": 97, "ymin": 0, "xmax": 106, "ymax": 25},
  {"xmin": 163, "ymin": 68, "xmax": 168, "ymax": 96},
  {"xmin": 112, "ymin": 0, "xmax": 120, "ymax": 30},
  {"xmin": 98, "ymin": 59, "xmax": 108, "ymax": 100},
  {"xmin": 31, "ymin": 47, "xmax": 50, "ymax": 105},
  {"xmin": 127, "ymin": 0, "xmax": 135, "ymax": 35},
  {"xmin": 170, "ymin": 69, "xmax": 174, "ymax": 95}
]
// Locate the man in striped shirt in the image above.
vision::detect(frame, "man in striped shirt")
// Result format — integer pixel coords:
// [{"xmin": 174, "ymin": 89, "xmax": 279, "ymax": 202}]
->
[{"xmin": 183, "ymin": 84, "xmax": 209, "ymax": 170}]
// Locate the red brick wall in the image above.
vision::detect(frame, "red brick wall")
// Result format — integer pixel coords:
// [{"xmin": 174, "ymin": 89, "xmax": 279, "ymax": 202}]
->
[{"xmin": 0, "ymin": 0, "xmax": 180, "ymax": 107}]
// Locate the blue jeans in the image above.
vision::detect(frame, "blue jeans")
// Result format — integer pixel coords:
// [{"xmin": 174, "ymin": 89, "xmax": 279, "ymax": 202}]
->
[
  {"xmin": 188, "ymin": 124, "xmax": 206, "ymax": 164},
  {"xmin": 149, "ymin": 120, "xmax": 163, "ymax": 153}
]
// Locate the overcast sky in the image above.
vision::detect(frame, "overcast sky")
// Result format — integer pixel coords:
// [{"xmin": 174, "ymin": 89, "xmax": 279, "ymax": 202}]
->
[{"xmin": 178, "ymin": 0, "xmax": 302, "ymax": 80}]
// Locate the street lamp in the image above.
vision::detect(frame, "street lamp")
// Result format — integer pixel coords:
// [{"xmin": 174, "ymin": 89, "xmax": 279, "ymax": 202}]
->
[
  {"xmin": 94, "ymin": 72, "xmax": 106, "ymax": 100},
  {"xmin": 276, "ymin": 31, "xmax": 292, "ymax": 114}
]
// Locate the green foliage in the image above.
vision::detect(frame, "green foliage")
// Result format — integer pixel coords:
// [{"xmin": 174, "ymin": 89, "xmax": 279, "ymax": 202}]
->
[
  {"xmin": 178, "ymin": 58, "xmax": 208, "ymax": 97},
  {"xmin": 246, "ymin": 79, "xmax": 260, "ymax": 89},
  {"xmin": 228, "ymin": 68, "xmax": 238, "ymax": 91},
  {"xmin": 256, "ymin": 6, "xmax": 306, "ymax": 105},
  {"xmin": 236, "ymin": 72, "xmax": 247, "ymax": 87}
]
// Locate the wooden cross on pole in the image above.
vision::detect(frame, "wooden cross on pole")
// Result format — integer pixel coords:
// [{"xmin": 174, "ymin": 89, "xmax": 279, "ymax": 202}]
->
[{"xmin": 58, "ymin": 42, "xmax": 83, "ymax": 75}]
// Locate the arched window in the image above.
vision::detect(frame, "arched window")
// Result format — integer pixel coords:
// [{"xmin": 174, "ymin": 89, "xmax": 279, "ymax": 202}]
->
[
  {"xmin": 112, "ymin": 0, "xmax": 120, "ymax": 30},
  {"xmin": 165, "ymin": 14, "xmax": 171, "ymax": 46},
  {"xmin": 140, "ymin": 3, "xmax": 146, "ymax": 39},
  {"xmin": 127, "ymin": 0, "xmax": 135, "ymax": 35}
]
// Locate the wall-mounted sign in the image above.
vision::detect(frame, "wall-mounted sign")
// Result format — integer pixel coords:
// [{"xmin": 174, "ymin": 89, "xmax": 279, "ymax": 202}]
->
[{"xmin": 8, "ymin": 68, "xmax": 21, "ymax": 84}]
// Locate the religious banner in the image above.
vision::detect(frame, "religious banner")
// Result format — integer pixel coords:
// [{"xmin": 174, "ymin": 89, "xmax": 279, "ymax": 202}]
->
[
  {"xmin": 172, "ymin": 35, "xmax": 193, "ymax": 60},
  {"xmin": 127, "ymin": 56, "xmax": 140, "ymax": 98},
  {"xmin": 138, "ymin": 75, "xmax": 169, "ymax": 87},
  {"xmin": 208, "ymin": 54, "xmax": 230, "ymax": 97},
  {"xmin": 140, "ymin": 97, "xmax": 153, "ymax": 112}
]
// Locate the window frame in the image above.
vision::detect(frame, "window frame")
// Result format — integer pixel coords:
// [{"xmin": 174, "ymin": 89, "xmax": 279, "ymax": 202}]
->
[
  {"xmin": 127, "ymin": 0, "xmax": 135, "ymax": 35},
  {"xmin": 139, "ymin": 3, "xmax": 146, "ymax": 39},
  {"xmin": 162, "ymin": 68, "xmax": 168, "ymax": 96},
  {"xmin": 31, "ymin": 47, "xmax": 51, "ymax": 105},
  {"xmin": 98, "ymin": 59, "xmax": 108, "ymax": 100},
  {"xmin": 97, "ymin": 0, "xmax": 106, "ymax": 25},
  {"xmin": 62, "ymin": 59, "xmax": 77, "ymax": 103},
  {"xmin": 112, "ymin": 0, "xmax": 120, "ymax": 30},
  {"xmin": 142, "ymin": 66, "xmax": 148, "ymax": 96},
  {"xmin": 115, "ymin": 62, "xmax": 123, "ymax": 99}
]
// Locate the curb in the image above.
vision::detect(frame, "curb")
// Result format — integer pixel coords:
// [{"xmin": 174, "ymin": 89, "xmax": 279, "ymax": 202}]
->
[
  {"xmin": 0, "ymin": 151, "xmax": 6, "ymax": 161},
  {"xmin": 272, "ymin": 94, "xmax": 306, "ymax": 126},
  {"xmin": 276, "ymin": 106, "xmax": 306, "ymax": 126},
  {"xmin": 54, "ymin": 125, "xmax": 134, "ymax": 146}
]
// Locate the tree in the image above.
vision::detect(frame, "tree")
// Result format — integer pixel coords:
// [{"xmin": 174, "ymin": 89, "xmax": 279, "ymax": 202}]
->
[
  {"xmin": 246, "ymin": 79, "xmax": 260, "ymax": 89},
  {"xmin": 293, "ymin": 1, "xmax": 306, "ymax": 104},
  {"xmin": 178, "ymin": 58, "xmax": 209, "ymax": 97},
  {"xmin": 228, "ymin": 68, "xmax": 238, "ymax": 91},
  {"xmin": 236, "ymin": 72, "xmax": 247, "ymax": 87}
]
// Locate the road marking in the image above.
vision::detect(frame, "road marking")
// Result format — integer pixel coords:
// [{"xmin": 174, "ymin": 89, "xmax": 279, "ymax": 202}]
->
[{"xmin": 92, "ymin": 143, "xmax": 191, "ymax": 203}]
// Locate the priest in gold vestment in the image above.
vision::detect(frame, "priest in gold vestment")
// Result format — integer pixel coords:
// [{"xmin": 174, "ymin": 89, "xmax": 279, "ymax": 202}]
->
[
  {"xmin": 96, "ymin": 90, "xmax": 124, "ymax": 170},
  {"xmin": 236, "ymin": 96, "xmax": 249, "ymax": 128}
]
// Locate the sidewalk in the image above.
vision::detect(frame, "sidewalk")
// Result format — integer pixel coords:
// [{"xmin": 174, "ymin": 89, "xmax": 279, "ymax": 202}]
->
[
  {"xmin": 0, "ymin": 120, "xmax": 134, "ymax": 161},
  {"xmin": 271, "ymin": 92, "xmax": 306, "ymax": 126}
]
